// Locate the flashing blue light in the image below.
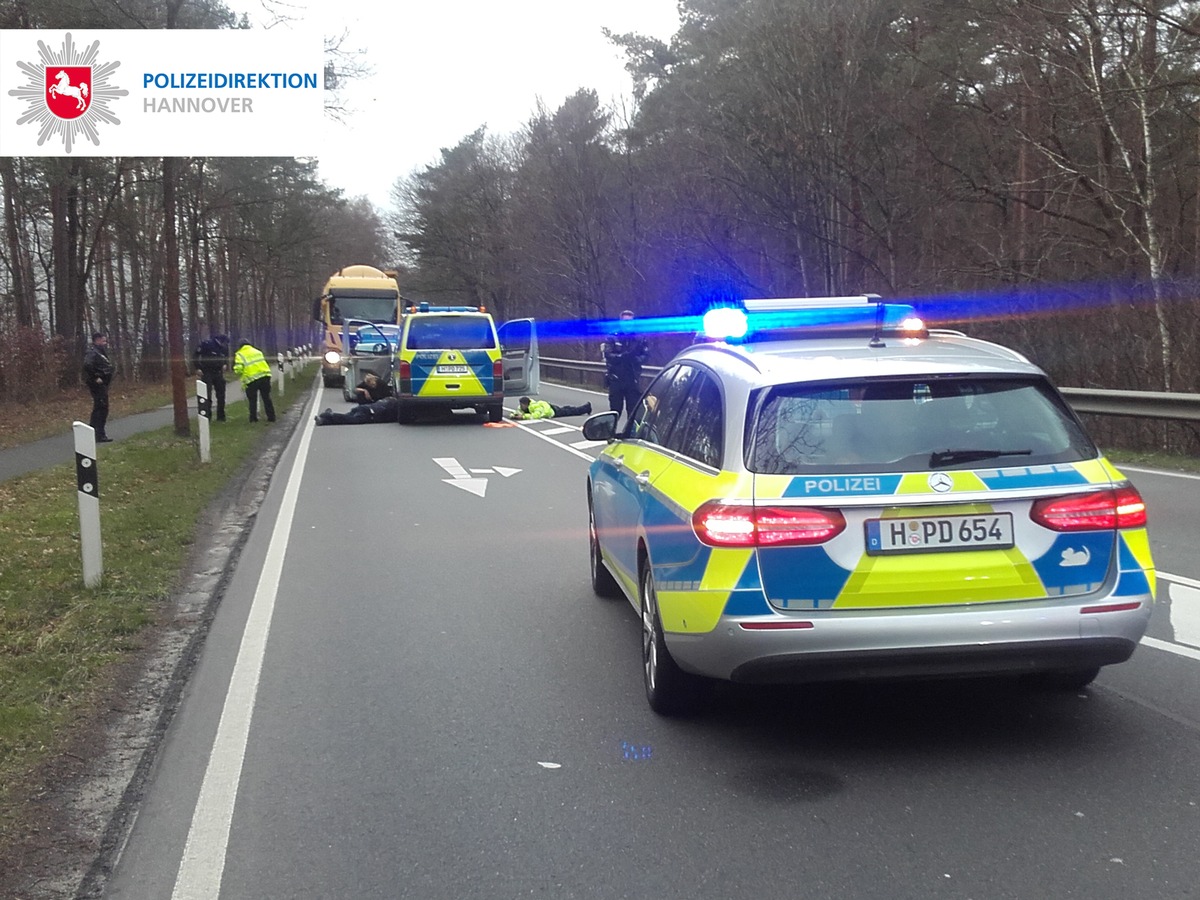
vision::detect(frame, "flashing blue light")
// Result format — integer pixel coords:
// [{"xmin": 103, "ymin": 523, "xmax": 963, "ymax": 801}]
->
[{"xmin": 702, "ymin": 307, "xmax": 749, "ymax": 340}]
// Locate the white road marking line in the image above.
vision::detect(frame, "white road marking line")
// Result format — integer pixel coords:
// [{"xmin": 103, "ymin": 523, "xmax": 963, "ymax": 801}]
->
[
  {"xmin": 1141, "ymin": 636, "xmax": 1200, "ymax": 662},
  {"xmin": 1161, "ymin": 571, "xmax": 1200, "ymax": 590},
  {"xmin": 541, "ymin": 426, "xmax": 576, "ymax": 435},
  {"xmin": 1120, "ymin": 465, "xmax": 1200, "ymax": 481},
  {"xmin": 172, "ymin": 384, "xmax": 320, "ymax": 900},
  {"xmin": 513, "ymin": 419, "xmax": 597, "ymax": 461},
  {"xmin": 470, "ymin": 468, "xmax": 494, "ymax": 474},
  {"xmin": 572, "ymin": 440, "xmax": 607, "ymax": 450}
]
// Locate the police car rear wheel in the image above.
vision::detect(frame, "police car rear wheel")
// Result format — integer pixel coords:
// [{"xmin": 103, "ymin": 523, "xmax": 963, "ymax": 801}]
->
[
  {"xmin": 640, "ymin": 566, "xmax": 701, "ymax": 716},
  {"xmin": 588, "ymin": 498, "xmax": 620, "ymax": 598}
]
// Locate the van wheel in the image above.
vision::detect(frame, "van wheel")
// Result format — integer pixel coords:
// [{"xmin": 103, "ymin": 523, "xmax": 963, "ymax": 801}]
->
[
  {"xmin": 396, "ymin": 402, "xmax": 414, "ymax": 424},
  {"xmin": 641, "ymin": 566, "xmax": 704, "ymax": 716},
  {"xmin": 588, "ymin": 497, "xmax": 620, "ymax": 598},
  {"xmin": 487, "ymin": 403, "xmax": 503, "ymax": 423}
]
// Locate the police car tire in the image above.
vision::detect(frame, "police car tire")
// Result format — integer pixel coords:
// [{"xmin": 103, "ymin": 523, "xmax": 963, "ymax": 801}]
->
[
  {"xmin": 640, "ymin": 566, "xmax": 702, "ymax": 716},
  {"xmin": 487, "ymin": 403, "xmax": 503, "ymax": 423},
  {"xmin": 396, "ymin": 401, "xmax": 414, "ymax": 425},
  {"xmin": 588, "ymin": 498, "xmax": 620, "ymax": 598}
]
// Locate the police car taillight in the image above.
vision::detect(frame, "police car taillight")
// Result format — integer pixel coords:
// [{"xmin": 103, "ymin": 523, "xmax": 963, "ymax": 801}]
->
[
  {"xmin": 692, "ymin": 502, "xmax": 846, "ymax": 547},
  {"xmin": 1029, "ymin": 487, "xmax": 1147, "ymax": 531}
]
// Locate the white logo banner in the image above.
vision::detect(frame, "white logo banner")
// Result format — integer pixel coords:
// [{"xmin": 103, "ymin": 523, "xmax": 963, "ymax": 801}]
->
[{"xmin": 0, "ymin": 29, "xmax": 324, "ymax": 155}]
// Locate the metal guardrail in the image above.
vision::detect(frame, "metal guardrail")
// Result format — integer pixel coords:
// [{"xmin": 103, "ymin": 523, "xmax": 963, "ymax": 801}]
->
[
  {"xmin": 541, "ymin": 357, "xmax": 1200, "ymax": 423},
  {"xmin": 1059, "ymin": 388, "xmax": 1200, "ymax": 422}
]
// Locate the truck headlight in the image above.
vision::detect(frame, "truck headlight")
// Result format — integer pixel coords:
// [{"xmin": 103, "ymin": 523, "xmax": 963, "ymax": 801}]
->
[{"xmin": 323, "ymin": 350, "xmax": 341, "ymax": 366}]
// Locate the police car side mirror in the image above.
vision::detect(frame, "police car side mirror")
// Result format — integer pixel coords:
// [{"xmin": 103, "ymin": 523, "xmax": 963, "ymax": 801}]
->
[{"xmin": 582, "ymin": 411, "xmax": 619, "ymax": 442}]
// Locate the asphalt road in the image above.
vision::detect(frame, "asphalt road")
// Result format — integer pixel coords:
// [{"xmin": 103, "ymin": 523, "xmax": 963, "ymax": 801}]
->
[{"xmin": 85, "ymin": 380, "xmax": 1200, "ymax": 900}]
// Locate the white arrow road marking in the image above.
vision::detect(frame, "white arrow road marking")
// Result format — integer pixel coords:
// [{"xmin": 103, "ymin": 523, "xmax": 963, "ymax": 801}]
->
[
  {"xmin": 445, "ymin": 478, "xmax": 488, "ymax": 497},
  {"xmin": 433, "ymin": 457, "xmax": 469, "ymax": 479},
  {"xmin": 433, "ymin": 458, "xmax": 521, "ymax": 497}
]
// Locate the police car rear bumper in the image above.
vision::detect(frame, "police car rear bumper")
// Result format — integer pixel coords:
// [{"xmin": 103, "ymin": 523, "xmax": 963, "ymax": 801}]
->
[{"xmin": 665, "ymin": 595, "xmax": 1152, "ymax": 684}]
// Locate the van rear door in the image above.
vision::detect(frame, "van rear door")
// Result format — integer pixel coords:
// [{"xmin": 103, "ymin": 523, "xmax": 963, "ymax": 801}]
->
[{"xmin": 498, "ymin": 318, "xmax": 538, "ymax": 394}]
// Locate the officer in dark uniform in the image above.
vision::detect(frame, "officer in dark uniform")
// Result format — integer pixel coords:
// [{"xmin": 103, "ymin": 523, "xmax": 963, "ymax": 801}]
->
[
  {"xmin": 602, "ymin": 310, "xmax": 649, "ymax": 423},
  {"xmin": 82, "ymin": 331, "xmax": 115, "ymax": 442},
  {"xmin": 193, "ymin": 333, "xmax": 230, "ymax": 421}
]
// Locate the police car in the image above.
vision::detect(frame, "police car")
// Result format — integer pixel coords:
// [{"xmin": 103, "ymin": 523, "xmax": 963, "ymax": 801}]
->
[{"xmin": 582, "ymin": 296, "xmax": 1155, "ymax": 715}]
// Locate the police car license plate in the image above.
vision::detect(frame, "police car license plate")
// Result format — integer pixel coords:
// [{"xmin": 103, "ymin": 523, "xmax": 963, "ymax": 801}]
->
[
  {"xmin": 437, "ymin": 365, "xmax": 470, "ymax": 374},
  {"xmin": 865, "ymin": 513, "xmax": 1014, "ymax": 555}
]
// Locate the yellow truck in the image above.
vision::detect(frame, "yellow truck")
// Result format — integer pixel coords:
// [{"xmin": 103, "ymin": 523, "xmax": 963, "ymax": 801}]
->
[{"xmin": 312, "ymin": 265, "xmax": 402, "ymax": 389}]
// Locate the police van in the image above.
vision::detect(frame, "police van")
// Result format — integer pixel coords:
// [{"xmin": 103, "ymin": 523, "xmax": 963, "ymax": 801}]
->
[{"xmin": 394, "ymin": 303, "xmax": 538, "ymax": 423}]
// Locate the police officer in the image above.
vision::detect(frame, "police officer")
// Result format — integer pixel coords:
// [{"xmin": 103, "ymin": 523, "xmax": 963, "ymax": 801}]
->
[
  {"xmin": 232, "ymin": 338, "xmax": 276, "ymax": 423},
  {"xmin": 193, "ymin": 332, "xmax": 229, "ymax": 421},
  {"xmin": 82, "ymin": 331, "xmax": 115, "ymax": 442},
  {"xmin": 509, "ymin": 397, "xmax": 593, "ymax": 420},
  {"xmin": 602, "ymin": 309, "xmax": 649, "ymax": 422}
]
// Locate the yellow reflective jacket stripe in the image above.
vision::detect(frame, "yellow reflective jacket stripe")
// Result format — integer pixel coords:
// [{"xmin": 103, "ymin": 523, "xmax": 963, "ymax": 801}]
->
[{"xmin": 233, "ymin": 346, "xmax": 271, "ymax": 386}]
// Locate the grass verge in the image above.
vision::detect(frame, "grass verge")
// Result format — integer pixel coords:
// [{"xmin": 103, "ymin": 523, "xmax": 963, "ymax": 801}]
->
[
  {"xmin": 1104, "ymin": 448, "xmax": 1200, "ymax": 476},
  {"xmin": 0, "ymin": 366, "xmax": 317, "ymax": 865},
  {"xmin": 0, "ymin": 383, "xmax": 177, "ymax": 451}
]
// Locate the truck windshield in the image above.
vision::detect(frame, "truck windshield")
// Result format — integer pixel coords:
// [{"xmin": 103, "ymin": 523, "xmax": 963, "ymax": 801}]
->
[{"xmin": 330, "ymin": 296, "xmax": 397, "ymax": 324}]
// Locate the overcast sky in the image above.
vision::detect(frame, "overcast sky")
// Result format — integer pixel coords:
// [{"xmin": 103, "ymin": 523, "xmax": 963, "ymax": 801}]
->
[{"xmin": 224, "ymin": 0, "xmax": 681, "ymax": 211}]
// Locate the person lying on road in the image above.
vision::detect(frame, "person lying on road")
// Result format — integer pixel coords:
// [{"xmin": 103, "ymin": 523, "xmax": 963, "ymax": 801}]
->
[
  {"xmin": 314, "ymin": 396, "xmax": 399, "ymax": 425},
  {"xmin": 509, "ymin": 396, "xmax": 593, "ymax": 420}
]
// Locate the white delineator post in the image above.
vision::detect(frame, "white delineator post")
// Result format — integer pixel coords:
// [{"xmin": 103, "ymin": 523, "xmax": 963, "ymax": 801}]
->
[
  {"xmin": 196, "ymin": 378, "xmax": 211, "ymax": 463},
  {"xmin": 73, "ymin": 421, "xmax": 103, "ymax": 588}
]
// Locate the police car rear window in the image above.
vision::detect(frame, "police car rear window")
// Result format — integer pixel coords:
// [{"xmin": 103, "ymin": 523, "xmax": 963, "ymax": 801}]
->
[
  {"xmin": 406, "ymin": 316, "xmax": 496, "ymax": 350},
  {"xmin": 747, "ymin": 375, "xmax": 1096, "ymax": 474}
]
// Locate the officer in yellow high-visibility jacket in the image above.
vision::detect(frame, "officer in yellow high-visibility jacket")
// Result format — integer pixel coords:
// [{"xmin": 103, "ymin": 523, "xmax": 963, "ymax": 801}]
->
[
  {"xmin": 509, "ymin": 396, "xmax": 592, "ymax": 420},
  {"xmin": 232, "ymin": 338, "xmax": 276, "ymax": 423}
]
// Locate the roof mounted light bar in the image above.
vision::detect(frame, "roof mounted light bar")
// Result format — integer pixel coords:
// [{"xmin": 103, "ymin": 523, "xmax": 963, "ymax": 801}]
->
[
  {"xmin": 742, "ymin": 294, "xmax": 883, "ymax": 311},
  {"xmin": 702, "ymin": 294, "xmax": 927, "ymax": 344}
]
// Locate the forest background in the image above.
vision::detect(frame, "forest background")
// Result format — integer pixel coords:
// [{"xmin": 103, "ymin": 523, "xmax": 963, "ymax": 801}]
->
[{"xmin": 2, "ymin": 0, "xmax": 1198, "ymax": 453}]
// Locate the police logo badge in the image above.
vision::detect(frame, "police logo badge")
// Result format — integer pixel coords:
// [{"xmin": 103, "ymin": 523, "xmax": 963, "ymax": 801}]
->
[
  {"xmin": 46, "ymin": 66, "xmax": 92, "ymax": 119},
  {"xmin": 10, "ymin": 33, "xmax": 126, "ymax": 152}
]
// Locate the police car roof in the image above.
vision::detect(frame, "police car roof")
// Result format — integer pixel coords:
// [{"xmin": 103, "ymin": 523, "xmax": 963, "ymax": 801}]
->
[{"xmin": 679, "ymin": 331, "xmax": 1042, "ymax": 388}]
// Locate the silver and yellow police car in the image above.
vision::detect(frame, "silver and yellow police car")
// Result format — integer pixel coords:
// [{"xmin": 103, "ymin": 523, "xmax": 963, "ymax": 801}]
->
[{"xmin": 583, "ymin": 296, "xmax": 1155, "ymax": 715}]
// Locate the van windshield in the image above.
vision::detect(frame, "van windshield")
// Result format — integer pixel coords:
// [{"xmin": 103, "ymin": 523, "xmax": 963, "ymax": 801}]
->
[
  {"xmin": 406, "ymin": 315, "xmax": 496, "ymax": 350},
  {"xmin": 748, "ymin": 375, "xmax": 1096, "ymax": 474}
]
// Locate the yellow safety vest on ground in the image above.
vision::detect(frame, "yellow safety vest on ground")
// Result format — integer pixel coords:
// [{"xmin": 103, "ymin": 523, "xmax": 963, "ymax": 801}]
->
[{"xmin": 233, "ymin": 344, "xmax": 271, "ymax": 387}]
